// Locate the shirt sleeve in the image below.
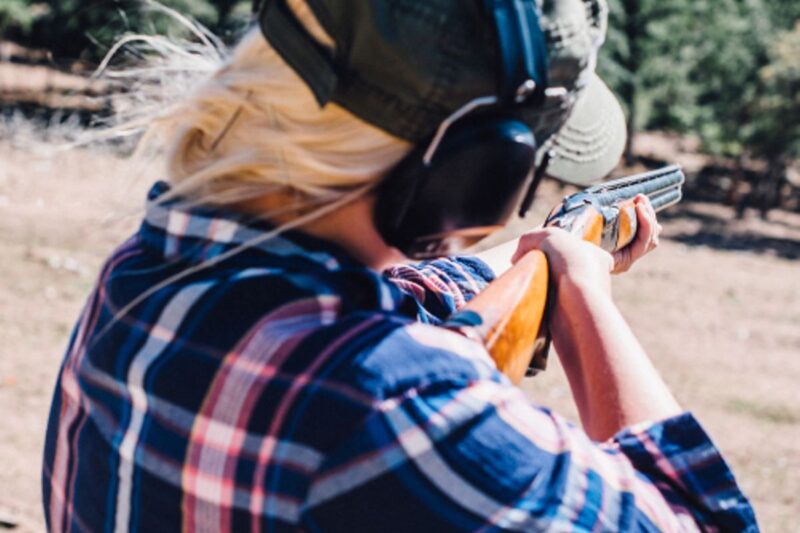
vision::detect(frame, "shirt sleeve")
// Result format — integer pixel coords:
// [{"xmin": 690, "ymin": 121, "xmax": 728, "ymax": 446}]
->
[
  {"xmin": 383, "ymin": 256, "xmax": 496, "ymax": 321},
  {"xmin": 300, "ymin": 376, "xmax": 757, "ymax": 532}
]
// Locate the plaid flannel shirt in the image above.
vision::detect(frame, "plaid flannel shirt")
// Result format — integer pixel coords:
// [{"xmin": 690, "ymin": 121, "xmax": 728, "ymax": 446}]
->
[{"xmin": 43, "ymin": 182, "xmax": 757, "ymax": 532}]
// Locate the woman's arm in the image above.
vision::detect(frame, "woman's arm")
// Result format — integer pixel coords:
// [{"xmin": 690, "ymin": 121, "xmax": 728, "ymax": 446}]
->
[
  {"xmin": 512, "ymin": 196, "xmax": 680, "ymax": 441},
  {"xmin": 551, "ymin": 278, "xmax": 682, "ymax": 441}
]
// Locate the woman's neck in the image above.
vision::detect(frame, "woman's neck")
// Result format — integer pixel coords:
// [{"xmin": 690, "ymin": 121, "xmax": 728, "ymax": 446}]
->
[
  {"xmin": 302, "ymin": 195, "xmax": 407, "ymax": 270},
  {"xmin": 234, "ymin": 192, "xmax": 407, "ymax": 271}
]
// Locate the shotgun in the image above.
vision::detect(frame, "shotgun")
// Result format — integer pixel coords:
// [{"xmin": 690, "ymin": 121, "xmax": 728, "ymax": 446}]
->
[{"xmin": 450, "ymin": 165, "xmax": 685, "ymax": 384}]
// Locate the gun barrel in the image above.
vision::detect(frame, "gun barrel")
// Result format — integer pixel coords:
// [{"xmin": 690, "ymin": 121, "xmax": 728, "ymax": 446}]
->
[
  {"xmin": 649, "ymin": 187, "xmax": 683, "ymax": 212},
  {"xmin": 587, "ymin": 165, "xmax": 685, "ymax": 207}
]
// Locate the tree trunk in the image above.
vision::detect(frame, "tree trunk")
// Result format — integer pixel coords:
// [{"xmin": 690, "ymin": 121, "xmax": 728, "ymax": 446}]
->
[
  {"xmin": 728, "ymin": 158, "xmax": 747, "ymax": 219},
  {"xmin": 622, "ymin": 0, "xmax": 641, "ymax": 166},
  {"xmin": 624, "ymin": 99, "xmax": 636, "ymax": 166},
  {"xmin": 758, "ymin": 157, "xmax": 787, "ymax": 220}
]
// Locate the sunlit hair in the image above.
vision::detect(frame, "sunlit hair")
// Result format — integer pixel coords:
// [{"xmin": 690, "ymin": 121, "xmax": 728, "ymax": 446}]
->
[
  {"xmin": 99, "ymin": 0, "xmax": 411, "ymax": 212},
  {"xmin": 84, "ymin": 1, "xmax": 413, "ymax": 338}
]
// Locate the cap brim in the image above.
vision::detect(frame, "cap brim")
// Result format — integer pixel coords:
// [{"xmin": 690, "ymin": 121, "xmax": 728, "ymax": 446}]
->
[{"xmin": 543, "ymin": 74, "xmax": 627, "ymax": 186}]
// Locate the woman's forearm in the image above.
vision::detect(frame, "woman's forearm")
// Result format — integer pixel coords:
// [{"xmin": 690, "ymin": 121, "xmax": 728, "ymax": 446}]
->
[{"xmin": 551, "ymin": 280, "xmax": 682, "ymax": 442}]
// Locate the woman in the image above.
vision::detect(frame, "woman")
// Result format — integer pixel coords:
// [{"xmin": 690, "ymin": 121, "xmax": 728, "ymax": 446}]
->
[{"xmin": 43, "ymin": 0, "xmax": 757, "ymax": 531}]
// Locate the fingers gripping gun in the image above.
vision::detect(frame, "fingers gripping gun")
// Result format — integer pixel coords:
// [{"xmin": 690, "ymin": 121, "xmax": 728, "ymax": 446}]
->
[
  {"xmin": 545, "ymin": 164, "xmax": 685, "ymax": 251},
  {"xmin": 452, "ymin": 165, "xmax": 685, "ymax": 384}
]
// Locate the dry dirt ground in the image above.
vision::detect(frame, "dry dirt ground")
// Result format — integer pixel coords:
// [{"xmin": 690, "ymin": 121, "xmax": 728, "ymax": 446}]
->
[{"xmin": 0, "ymin": 140, "xmax": 798, "ymax": 531}]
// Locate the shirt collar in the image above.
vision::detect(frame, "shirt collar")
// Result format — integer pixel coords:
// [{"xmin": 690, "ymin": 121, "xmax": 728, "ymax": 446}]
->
[{"xmin": 139, "ymin": 181, "xmax": 362, "ymax": 272}]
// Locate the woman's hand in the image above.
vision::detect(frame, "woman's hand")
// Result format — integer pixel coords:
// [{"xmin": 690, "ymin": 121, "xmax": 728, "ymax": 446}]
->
[
  {"xmin": 511, "ymin": 194, "xmax": 662, "ymax": 288},
  {"xmin": 611, "ymin": 195, "xmax": 661, "ymax": 274},
  {"xmin": 511, "ymin": 227, "xmax": 615, "ymax": 295}
]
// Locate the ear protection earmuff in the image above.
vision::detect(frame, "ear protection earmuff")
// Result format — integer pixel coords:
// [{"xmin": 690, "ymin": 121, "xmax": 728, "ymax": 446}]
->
[{"xmin": 374, "ymin": 0, "xmax": 551, "ymax": 258}]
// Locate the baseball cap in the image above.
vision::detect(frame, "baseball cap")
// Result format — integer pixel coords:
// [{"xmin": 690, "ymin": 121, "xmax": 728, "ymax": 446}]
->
[{"xmin": 256, "ymin": 0, "xmax": 626, "ymax": 186}]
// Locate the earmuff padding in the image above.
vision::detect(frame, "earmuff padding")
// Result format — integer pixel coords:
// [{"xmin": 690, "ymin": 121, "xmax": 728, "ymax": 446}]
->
[{"xmin": 375, "ymin": 117, "xmax": 537, "ymax": 254}]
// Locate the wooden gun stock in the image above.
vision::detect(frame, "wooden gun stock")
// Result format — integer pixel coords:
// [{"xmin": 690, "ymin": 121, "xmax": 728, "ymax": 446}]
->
[
  {"xmin": 458, "ymin": 166, "xmax": 685, "ymax": 383},
  {"xmin": 452, "ymin": 251, "xmax": 549, "ymax": 384}
]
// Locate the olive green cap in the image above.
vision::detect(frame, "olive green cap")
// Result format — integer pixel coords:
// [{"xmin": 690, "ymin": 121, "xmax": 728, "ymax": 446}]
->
[{"xmin": 257, "ymin": 0, "xmax": 626, "ymax": 185}]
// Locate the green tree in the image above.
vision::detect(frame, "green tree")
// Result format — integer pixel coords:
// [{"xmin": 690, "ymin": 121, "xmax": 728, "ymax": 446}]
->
[
  {"xmin": 599, "ymin": 0, "xmax": 655, "ymax": 164},
  {"xmin": 36, "ymin": 0, "xmax": 219, "ymax": 62},
  {"xmin": 601, "ymin": 0, "xmax": 772, "ymax": 160},
  {"xmin": 0, "ymin": 0, "xmax": 43, "ymax": 39},
  {"xmin": 753, "ymin": 22, "xmax": 800, "ymax": 161},
  {"xmin": 744, "ymin": 22, "xmax": 800, "ymax": 214},
  {"xmin": 4, "ymin": 0, "xmax": 250, "ymax": 62},
  {"xmin": 765, "ymin": 0, "xmax": 800, "ymax": 30},
  {"xmin": 599, "ymin": 0, "xmax": 800, "ymax": 214}
]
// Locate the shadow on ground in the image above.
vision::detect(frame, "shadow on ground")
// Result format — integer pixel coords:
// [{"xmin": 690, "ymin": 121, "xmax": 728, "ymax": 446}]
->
[{"xmin": 660, "ymin": 203, "xmax": 800, "ymax": 260}]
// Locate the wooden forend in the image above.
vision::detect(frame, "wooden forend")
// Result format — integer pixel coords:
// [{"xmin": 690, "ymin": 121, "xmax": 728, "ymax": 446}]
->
[{"xmin": 462, "ymin": 250, "xmax": 549, "ymax": 384}]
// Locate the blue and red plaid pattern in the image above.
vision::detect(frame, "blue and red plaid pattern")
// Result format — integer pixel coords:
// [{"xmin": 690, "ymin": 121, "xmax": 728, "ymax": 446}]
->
[{"xmin": 42, "ymin": 182, "xmax": 757, "ymax": 532}]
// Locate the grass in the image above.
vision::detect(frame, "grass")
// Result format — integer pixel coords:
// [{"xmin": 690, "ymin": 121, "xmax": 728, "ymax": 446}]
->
[{"xmin": 726, "ymin": 398, "xmax": 800, "ymax": 425}]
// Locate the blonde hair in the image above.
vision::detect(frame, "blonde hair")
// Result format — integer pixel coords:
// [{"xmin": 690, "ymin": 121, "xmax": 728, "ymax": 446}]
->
[
  {"xmin": 102, "ymin": 0, "xmax": 411, "ymax": 213},
  {"xmin": 83, "ymin": 1, "xmax": 414, "ymax": 340}
]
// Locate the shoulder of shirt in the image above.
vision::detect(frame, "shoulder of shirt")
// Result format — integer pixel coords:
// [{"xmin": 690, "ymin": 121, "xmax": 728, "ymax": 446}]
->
[
  {"xmin": 384, "ymin": 256, "xmax": 496, "ymax": 286},
  {"xmin": 310, "ymin": 312, "xmax": 504, "ymax": 403}
]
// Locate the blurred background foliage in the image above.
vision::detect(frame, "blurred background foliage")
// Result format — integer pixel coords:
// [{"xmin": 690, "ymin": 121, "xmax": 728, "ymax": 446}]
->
[
  {"xmin": 600, "ymin": 0, "xmax": 799, "ymax": 169},
  {"xmin": 1, "ymin": 1, "xmax": 252, "ymax": 59},
  {"xmin": 0, "ymin": 0, "xmax": 798, "ymax": 214}
]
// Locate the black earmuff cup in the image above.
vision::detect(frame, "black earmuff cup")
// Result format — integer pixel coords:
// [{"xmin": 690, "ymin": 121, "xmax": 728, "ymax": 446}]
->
[{"xmin": 375, "ymin": 116, "xmax": 537, "ymax": 257}]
